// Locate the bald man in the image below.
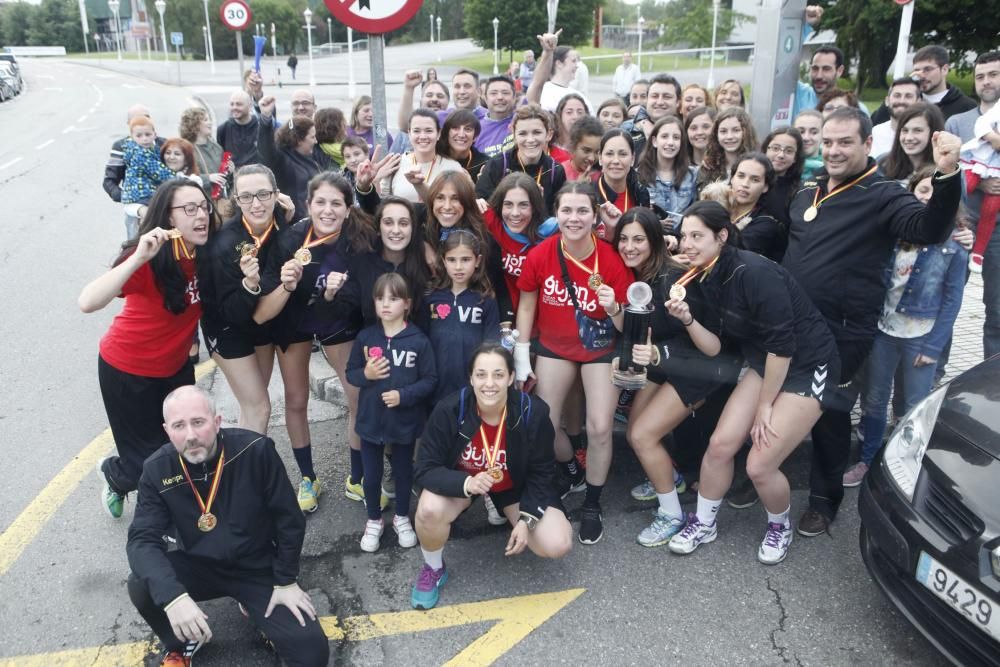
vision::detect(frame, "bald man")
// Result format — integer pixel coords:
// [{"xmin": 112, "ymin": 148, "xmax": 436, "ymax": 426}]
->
[
  {"xmin": 127, "ymin": 386, "xmax": 329, "ymax": 667},
  {"xmin": 290, "ymin": 89, "xmax": 316, "ymax": 119},
  {"xmin": 102, "ymin": 104, "xmax": 167, "ymax": 239},
  {"xmin": 216, "ymin": 90, "xmax": 262, "ymax": 167}
]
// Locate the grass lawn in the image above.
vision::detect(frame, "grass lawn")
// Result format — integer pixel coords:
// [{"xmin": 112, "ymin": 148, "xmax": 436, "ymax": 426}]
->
[{"xmin": 439, "ymin": 46, "xmax": 722, "ymax": 75}]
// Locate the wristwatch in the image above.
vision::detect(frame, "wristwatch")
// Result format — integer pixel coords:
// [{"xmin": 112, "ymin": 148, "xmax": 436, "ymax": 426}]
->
[{"xmin": 519, "ymin": 513, "xmax": 538, "ymax": 530}]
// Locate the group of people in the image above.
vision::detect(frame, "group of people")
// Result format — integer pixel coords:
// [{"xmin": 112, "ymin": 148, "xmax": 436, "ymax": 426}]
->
[{"xmin": 87, "ymin": 11, "xmax": 998, "ymax": 664}]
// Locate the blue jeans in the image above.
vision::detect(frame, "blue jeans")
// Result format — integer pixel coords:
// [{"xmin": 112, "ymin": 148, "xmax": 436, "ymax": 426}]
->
[
  {"xmin": 858, "ymin": 333, "xmax": 938, "ymax": 465},
  {"xmin": 984, "ymin": 223, "xmax": 1000, "ymax": 359}
]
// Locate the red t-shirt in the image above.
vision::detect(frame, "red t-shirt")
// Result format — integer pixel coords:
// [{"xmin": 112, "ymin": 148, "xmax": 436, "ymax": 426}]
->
[
  {"xmin": 517, "ymin": 235, "xmax": 629, "ymax": 362},
  {"xmin": 99, "ymin": 257, "xmax": 202, "ymax": 377},
  {"xmin": 549, "ymin": 146, "xmax": 571, "ymax": 164},
  {"xmin": 456, "ymin": 418, "xmax": 513, "ymax": 492},
  {"xmin": 485, "ymin": 208, "xmax": 529, "ymax": 314}
]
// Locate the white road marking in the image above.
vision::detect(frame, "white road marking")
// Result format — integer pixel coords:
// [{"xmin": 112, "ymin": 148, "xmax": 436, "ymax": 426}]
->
[
  {"xmin": 62, "ymin": 126, "xmax": 75, "ymax": 134},
  {"xmin": 0, "ymin": 157, "xmax": 23, "ymax": 170},
  {"xmin": 122, "ymin": 83, "xmax": 146, "ymax": 89},
  {"xmin": 35, "ymin": 140, "xmax": 54, "ymax": 150},
  {"xmin": 77, "ymin": 115, "xmax": 87, "ymax": 123}
]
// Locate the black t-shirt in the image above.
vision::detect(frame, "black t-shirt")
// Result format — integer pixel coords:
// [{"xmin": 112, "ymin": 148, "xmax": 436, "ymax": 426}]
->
[{"xmin": 216, "ymin": 116, "xmax": 261, "ymax": 167}]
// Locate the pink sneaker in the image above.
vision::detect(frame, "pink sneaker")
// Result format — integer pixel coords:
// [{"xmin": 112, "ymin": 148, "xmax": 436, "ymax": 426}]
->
[{"xmin": 842, "ymin": 462, "xmax": 869, "ymax": 488}]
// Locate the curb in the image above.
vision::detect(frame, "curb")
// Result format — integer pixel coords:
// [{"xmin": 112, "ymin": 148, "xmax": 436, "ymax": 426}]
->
[{"xmin": 308, "ymin": 349, "xmax": 347, "ymax": 407}]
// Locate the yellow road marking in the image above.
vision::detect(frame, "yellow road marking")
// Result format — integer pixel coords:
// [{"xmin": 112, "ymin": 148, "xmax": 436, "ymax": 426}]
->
[
  {"xmin": 0, "ymin": 360, "xmax": 217, "ymax": 576},
  {"xmin": 0, "ymin": 589, "xmax": 584, "ymax": 666}
]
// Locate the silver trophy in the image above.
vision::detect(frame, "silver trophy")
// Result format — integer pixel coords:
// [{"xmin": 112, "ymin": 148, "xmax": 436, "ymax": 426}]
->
[{"xmin": 612, "ymin": 282, "xmax": 655, "ymax": 390}]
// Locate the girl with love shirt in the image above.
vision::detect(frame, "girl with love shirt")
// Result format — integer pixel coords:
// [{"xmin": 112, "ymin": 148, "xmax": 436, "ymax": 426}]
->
[{"xmin": 81, "ymin": 180, "xmax": 213, "ymax": 518}]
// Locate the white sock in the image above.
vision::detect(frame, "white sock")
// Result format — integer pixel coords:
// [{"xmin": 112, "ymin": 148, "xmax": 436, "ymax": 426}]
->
[
  {"xmin": 767, "ymin": 507, "xmax": 790, "ymax": 528},
  {"xmin": 656, "ymin": 490, "xmax": 683, "ymax": 520},
  {"xmin": 695, "ymin": 493, "xmax": 722, "ymax": 525},
  {"xmin": 421, "ymin": 547, "xmax": 443, "ymax": 570}
]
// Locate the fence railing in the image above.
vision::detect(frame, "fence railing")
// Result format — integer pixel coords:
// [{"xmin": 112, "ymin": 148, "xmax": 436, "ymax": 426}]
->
[{"xmin": 581, "ymin": 44, "xmax": 755, "ymax": 75}]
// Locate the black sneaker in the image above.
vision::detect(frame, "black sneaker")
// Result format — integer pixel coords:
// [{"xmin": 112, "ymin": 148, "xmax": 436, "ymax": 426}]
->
[
  {"xmin": 797, "ymin": 509, "xmax": 831, "ymax": 537},
  {"xmin": 726, "ymin": 476, "xmax": 759, "ymax": 509},
  {"xmin": 557, "ymin": 466, "xmax": 586, "ymax": 499},
  {"xmin": 579, "ymin": 505, "xmax": 604, "ymax": 544}
]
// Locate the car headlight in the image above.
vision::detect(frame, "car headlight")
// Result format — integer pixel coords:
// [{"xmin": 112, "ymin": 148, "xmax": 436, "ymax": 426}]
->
[{"xmin": 881, "ymin": 384, "xmax": 947, "ymax": 502}]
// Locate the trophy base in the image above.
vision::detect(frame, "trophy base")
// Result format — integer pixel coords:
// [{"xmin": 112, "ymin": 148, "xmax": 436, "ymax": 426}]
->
[{"xmin": 612, "ymin": 368, "xmax": 648, "ymax": 391}]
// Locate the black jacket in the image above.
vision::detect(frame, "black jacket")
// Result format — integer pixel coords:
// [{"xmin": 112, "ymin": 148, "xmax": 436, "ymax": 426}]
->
[
  {"xmin": 415, "ymin": 387, "xmax": 558, "ymax": 519},
  {"xmin": 126, "ymin": 430, "xmax": 305, "ymax": 608},
  {"xmin": 736, "ymin": 207, "xmax": 785, "ymax": 263},
  {"xmin": 216, "ymin": 116, "xmax": 262, "ymax": 168},
  {"xmin": 102, "ymin": 135, "xmax": 166, "ymax": 202},
  {"xmin": 870, "ymin": 85, "xmax": 977, "ymax": 125},
  {"xmin": 782, "ymin": 160, "xmax": 961, "ymax": 341},
  {"xmin": 705, "ymin": 246, "xmax": 837, "ymax": 374},
  {"xmin": 761, "ymin": 172, "xmax": 800, "ymax": 228},
  {"xmin": 257, "ymin": 121, "xmax": 333, "ymax": 221},
  {"xmin": 346, "ymin": 322, "xmax": 437, "ymax": 444},
  {"xmin": 475, "ymin": 149, "xmax": 566, "ymax": 216}
]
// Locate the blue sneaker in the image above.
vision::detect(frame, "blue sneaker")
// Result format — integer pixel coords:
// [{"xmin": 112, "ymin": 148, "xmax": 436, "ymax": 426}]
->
[
  {"xmin": 411, "ymin": 563, "xmax": 448, "ymax": 610},
  {"xmin": 637, "ymin": 509, "xmax": 685, "ymax": 547}
]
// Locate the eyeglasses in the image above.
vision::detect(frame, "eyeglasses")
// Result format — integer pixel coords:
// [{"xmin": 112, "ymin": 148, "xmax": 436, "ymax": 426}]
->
[
  {"xmin": 766, "ymin": 145, "xmax": 797, "ymax": 156},
  {"xmin": 236, "ymin": 190, "xmax": 275, "ymax": 205},
  {"xmin": 171, "ymin": 201, "xmax": 213, "ymax": 216}
]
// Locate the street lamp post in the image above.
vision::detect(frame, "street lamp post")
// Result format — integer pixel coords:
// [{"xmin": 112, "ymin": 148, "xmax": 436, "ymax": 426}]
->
[
  {"xmin": 327, "ymin": 18, "xmax": 332, "ymax": 49},
  {"xmin": 429, "ymin": 13, "xmax": 434, "ymax": 43},
  {"xmin": 303, "ymin": 8, "xmax": 316, "ymax": 87},
  {"xmin": 201, "ymin": 0, "xmax": 214, "ymax": 73},
  {"xmin": 546, "ymin": 0, "xmax": 558, "ymax": 34},
  {"xmin": 108, "ymin": 0, "xmax": 122, "ymax": 61},
  {"xmin": 436, "ymin": 17, "xmax": 442, "ymax": 60},
  {"xmin": 347, "ymin": 26, "xmax": 355, "ymax": 98},
  {"xmin": 707, "ymin": 0, "xmax": 720, "ymax": 88},
  {"xmin": 492, "ymin": 17, "xmax": 499, "ymax": 75},
  {"xmin": 154, "ymin": 0, "xmax": 167, "ymax": 65},
  {"xmin": 202, "ymin": 26, "xmax": 210, "ymax": 65},
  {"xmin": 637, "ymin": 15, "xmax": 644, "ymax": 70}
]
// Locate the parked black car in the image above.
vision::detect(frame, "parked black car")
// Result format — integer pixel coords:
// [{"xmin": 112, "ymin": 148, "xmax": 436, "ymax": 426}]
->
[{"xmin": 859, "ymin": 355, "xmax": 1000, "ymax": 666}]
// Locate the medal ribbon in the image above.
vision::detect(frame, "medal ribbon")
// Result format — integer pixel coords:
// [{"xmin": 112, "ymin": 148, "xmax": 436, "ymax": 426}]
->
[
  {"xmin": 241, "ymin": 216, "xmax": 276, "ymax": 249},
  {"xmin": 172, "ymin": 237, "xmax": 195, "ymax": 261},
  {"xmin": 301, "ymin": 226, "xmax": 340, "ymax": 250},
  {"xmin": 178, "ymin": 447, "xmax": 225, "ymax": 519},
  {"xmin": 560, "ymin": 234, "xmax": 600, "ymax": 279},
  {"xmin": 676, "ymin": 254, "xmax": 721, "ymax": 287},
  {"xmin": 479, "ymin": 405, "xmax": 508, "ymax": 471},
  {"xmin": 409, "ymin": 153, "xmax": 440, "ymax": 184},
  {"xmin": 597, "ymin": 177, "xmax": 629, "ymax": 213},
  {"xmin": 517, "ymin": 153, "xmax": 544, "ymax": 187},
  {"xmin": 810, "ymin": 164, "xmax": 879, "ymax": 211}
]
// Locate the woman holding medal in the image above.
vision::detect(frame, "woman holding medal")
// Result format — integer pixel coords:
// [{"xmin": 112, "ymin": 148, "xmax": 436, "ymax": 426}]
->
[
  {"xmin": 81, "ymin": 180, "xmax": 213, "ymax": 519},
  {"xmin": 200, "ymin": 165, "xmax": 295, "ymax": 435},
  {"xmin": 253, "ymin": 173, "xmax": 377, "ymax": 513},
  {"xmin": 411, "ymin": 343, "xmax": 572, "ymax": 610},
  {"xmin": 666, "ymin": 201, "xmax": 839, "ymax": 565},
  {"xmin": 611, "ymin": 208, "xmax": 737, "ymax": 547},
  {"xmin": 515, "ymin": 182, "xmax": 631, "ymax": 544}
]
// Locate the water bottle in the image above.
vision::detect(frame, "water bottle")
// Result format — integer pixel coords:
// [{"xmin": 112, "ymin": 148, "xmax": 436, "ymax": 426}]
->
[{"xmin": 500, "ymin": 327, "xmax": 519, "ymax": 352}]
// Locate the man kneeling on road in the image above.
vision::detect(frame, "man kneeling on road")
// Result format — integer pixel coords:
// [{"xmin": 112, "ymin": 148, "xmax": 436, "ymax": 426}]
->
[{"xmin": 126, "ymin": 386, "xmax": 329, "ymax": 667}]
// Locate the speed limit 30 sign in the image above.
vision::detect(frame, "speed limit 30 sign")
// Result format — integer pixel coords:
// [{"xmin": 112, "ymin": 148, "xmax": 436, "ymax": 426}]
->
[
  {"xmin": 324, "ymin": 0, "xmax": 424, "ymax": 34},
  {"xmin": 220, "ymin": 0, "xmax": 252, "ymax": 31}
]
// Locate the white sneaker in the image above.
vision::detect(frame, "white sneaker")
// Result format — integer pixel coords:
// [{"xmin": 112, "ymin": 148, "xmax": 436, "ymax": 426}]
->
[
  {"xmin": 360, "ymin": 519, "xmax": 384, "ymax": 552},
  {"xmin": 668, "ymin": 514, "xmax": 718, "ymax": 555},
  {"xmin": 483, "ymin": 494, "xmax": 507, "ymax": 526},
  {"xmin": 758, "ymin": 521, "xmax": 793, "ymax": 565},
  {"xmin": 393, "ymin": 515, "xmax": 417, "ymax": 548}
]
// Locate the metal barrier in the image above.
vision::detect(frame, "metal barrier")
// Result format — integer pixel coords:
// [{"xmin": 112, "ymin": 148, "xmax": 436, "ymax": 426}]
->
[{"xmin": 581, "ymin": 44, "xmax": 755, "ymax": 75}]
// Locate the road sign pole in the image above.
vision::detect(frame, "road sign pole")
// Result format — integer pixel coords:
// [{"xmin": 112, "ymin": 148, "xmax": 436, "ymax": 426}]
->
[
  {"xmin": 236, "ymin": 31, "xmax": 245, "ymax": 82},
  {"xmin": 175, "ymin": 43, "xmax": 182, "ymax": 84},
  {"xmin": 369, "ymin": 34, "xmax": 389, "ymax": 155}
]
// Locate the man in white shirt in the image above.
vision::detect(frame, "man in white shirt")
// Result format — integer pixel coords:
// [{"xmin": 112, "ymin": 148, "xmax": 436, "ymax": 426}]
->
[
  {"xmin": 870, "ymin": 78, "xmax": 922, "ymax": 158},
  {"xmin": 613, "ymin": 52, "xmax": 640, "ymax": 104}
]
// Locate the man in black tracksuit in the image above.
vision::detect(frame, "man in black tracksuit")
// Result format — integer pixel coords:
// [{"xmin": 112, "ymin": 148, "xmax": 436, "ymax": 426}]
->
[
  {"xmin": 126, "ymin": 386, "xmax": 328, "ymax": 666},
  {"xmin": 781, "ymin": 107, "xmax": 963, "ymax": 536}
]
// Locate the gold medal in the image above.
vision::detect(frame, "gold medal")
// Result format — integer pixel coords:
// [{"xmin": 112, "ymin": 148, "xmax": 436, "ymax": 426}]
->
[
  {"xmin": 294, "ymin": 247, "xmax": 312, "ymax": 265},
  {"xmin": 669, "ymin": 284, "xmax": 687, "ymax": 301},
  {"xmin": 803, "ymin": 206, "xmax": 818, "ymax": 222},
  {"xmin": 487, "ymin": 466, "xmax": 504, "ymax": 482},
  {"xmin": 166, "ymin": 228, "xmax": 184, "ymax": 240},
  {"xmin": 588, "ymin": 273, "xmax": 604, "ymax": 290},
  {"xmin": 197, "ymin": 512, "xmax": 217, "ymax": 532},
  {"xmin": 479, "ymin": 406, "xmax": 507, "ymax": 484},
  {"xmin": 239, "ymin": 242, "xmax": 258, "ymax": 258}
]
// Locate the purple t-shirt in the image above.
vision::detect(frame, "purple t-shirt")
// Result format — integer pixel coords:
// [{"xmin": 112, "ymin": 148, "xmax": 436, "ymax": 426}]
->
[
  {"xmin": 437, "ymin": 107, "xmax": 513, "ymax": 158},
  {"xmin": 347, "ymin": 126, "xmax": 393, "ymax": 157}
]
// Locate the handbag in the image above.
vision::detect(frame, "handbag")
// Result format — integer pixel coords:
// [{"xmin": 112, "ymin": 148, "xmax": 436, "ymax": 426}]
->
[{"xmin": 557, "ymin": 242, "xmax": 615, "ymax": 351}]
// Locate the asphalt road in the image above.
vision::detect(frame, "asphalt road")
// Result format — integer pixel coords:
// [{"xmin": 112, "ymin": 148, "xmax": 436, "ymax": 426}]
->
[{"xmin": 0, "ymin": 53, "xmax": 941, "ymax": 666}]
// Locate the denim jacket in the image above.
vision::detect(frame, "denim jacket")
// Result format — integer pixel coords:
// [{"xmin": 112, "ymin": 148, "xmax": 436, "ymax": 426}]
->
[
  {"xmin": 646, "ymin": 166, "xmax": 697, "ymax": 224},
  {"xmin": 882, "ymin": 238, "xmax": 968, "ymax": 358}
]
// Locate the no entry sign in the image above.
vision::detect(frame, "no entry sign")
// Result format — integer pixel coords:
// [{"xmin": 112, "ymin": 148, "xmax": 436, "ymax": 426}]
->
[
  {"xmin": 220, "ymin": 0, "xmax": 252, "ymax": 31},
  {"xmin": 324, "ymin": 0, "xmax": 424, "ymax": 34}
]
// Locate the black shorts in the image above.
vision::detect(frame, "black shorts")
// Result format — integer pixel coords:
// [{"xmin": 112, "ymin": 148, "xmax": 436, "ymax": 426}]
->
[
  {"xmin": 747, "ymin": 355, "xmax": 841, "ymax": 409},
  {"xmin": 533, "ymin": 338, "xmax": 616, "ymax": 365},
  {"xmin": 486, "ymin": 489, "xmax": 566, "ymax": 517},
  {"xmin": 203, "ymin": 324, "xmax": 273, "ymax": 360},
  {"xmin": 648, "ymin": 352, "xmax": 742, "ymax": 407}
]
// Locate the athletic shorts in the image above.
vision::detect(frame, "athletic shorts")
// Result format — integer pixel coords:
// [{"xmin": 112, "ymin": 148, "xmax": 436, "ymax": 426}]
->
[
  {"xmin": 533, "ymin": 338, "xmax": 615, "ymax": 365},
  {"xmin": 648, "ymin": 352, "xmax": 742, "ymax": 407},
  {"xmin": 487, "ymin": 489, "xmax": 566, "ymax": 518},
  {"xmin": 203, "ymin": 324, "xmax": 273, "ymax": 360},
  {"xmin": 747, "ymin": 355, "xmax": 841, "ymax": 409}
]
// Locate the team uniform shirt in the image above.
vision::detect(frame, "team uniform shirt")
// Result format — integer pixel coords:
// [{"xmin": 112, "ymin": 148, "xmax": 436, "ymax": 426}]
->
[
  {"xmin": 421, "ymin": 288, "xmax": 501, "ymax": 401},
  {"xmin": 100, "ymin": 255, "xmax": 202, "ymax": 378},
  {"xmin": 484, "ymin": 208, "xmax": 535, "ymax": 319},
  {"xmin": 734, "ymin": 207, "xmax": 785, "ymax": 263},
  {"xmin": 517, "ymin": 235, "xmax": 630, "ymax": 363},
  {"xmin": 456, "ymin": 418, "xmax": 513, "ymax": 492}
]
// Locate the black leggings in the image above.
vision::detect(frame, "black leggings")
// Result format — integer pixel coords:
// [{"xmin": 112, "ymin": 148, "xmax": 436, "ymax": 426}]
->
[
  {"xmin": 98, "ymin": 355, "xmax": 194, "ymax": 494},
  {"xmin": 361, "ymin": 440, "xmax": 414, "ymax": 520},
  {"xmin": 128, "ymin": 552, "xmax": 328, "ymax": 666}
]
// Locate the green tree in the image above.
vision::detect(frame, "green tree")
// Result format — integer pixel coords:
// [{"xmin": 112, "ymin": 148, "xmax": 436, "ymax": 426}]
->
[
  {"xmin": 26, "ymin": 0, "xmax": 85, "ymax": 50},
  {"xmin": 462, "ymin": 0, "xmax": 601, "ymax": 54},
  {"xmin": 658, "ymin": 0, "xmax": 750, "ymax": 48},
  {"xmin": 0, "ymin": 2, "xmax": 36, "ymax": 46}
]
